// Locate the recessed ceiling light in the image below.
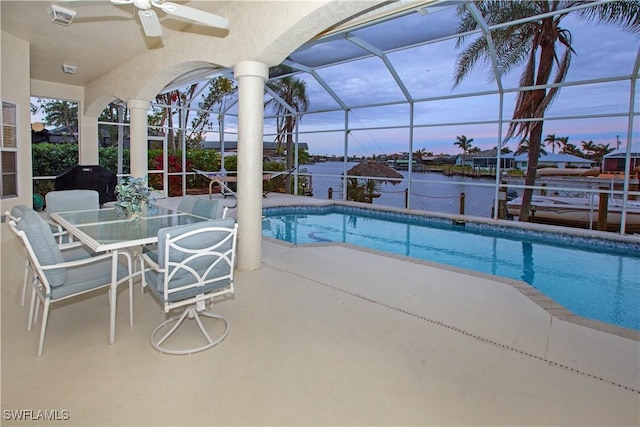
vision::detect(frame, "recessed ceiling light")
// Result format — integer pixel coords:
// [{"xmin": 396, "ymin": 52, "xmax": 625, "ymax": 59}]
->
[
  {"xmin": 49, "ymin": 4, "xmax": 76, "ymax": 26},
  {"xmin": 62, "ymin": 64, "xmax": 77, "ymax": 74}
]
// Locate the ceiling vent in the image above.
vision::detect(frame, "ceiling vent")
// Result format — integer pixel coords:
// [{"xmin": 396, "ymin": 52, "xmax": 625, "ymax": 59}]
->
[
  {"xmin": 49, "ymin": 4, "xmax": 76, "ymax": 27},
  {"xmin": 62, "ymin": 64, "xmax": 77, "ymax": 74}
]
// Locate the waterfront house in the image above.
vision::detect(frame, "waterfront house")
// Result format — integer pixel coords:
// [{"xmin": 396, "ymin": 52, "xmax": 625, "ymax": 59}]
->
[
  {"xmin": 512, "ymin": 152, "xmax": 594, "ymax": 170},
  {"xmin": 455, "ymin": 149, "xmax": 515, "ymax": 169},
  {"xmin": 455, "ymin": 150, "xmax": 593, "ymax": 171},
  {"xmin": 602, "ymin": 142, "xmax": 640, "ymax": 173},
  {"xmin": 201, "ymin": 140, "xmax": 309, "ymax": 159}
]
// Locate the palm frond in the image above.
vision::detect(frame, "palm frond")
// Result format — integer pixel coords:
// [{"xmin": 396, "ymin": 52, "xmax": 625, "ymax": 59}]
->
[{"xmin": 576, "ymin": 0, "xmax": 640, "ymax": 33}]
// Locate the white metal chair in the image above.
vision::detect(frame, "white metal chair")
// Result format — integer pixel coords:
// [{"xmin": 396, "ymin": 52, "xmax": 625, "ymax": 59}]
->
[
  {"xmin": 6, "ymin": 205, "xmax": 38, "ymax": 306},
  {"xmin": 5, "ymin": 204, "xmax": 93, "ymax": 307},
  {"xmin": 46, "ymin": 189, "xmax": 100, "ymax": 243},
  {"xmin": 141, "ymin": 219, "xmax": 237, "ymax": 355},
  {"xmin": 137, "ymin": 197, "xmax": 228, "ymax": 296},
  {"xmin": 10, "ymin": 209, "xmax": 134, "ymax": 357}
]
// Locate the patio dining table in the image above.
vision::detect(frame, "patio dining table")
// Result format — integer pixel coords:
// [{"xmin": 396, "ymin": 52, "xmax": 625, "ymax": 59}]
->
[{"xmin": 49, "ymin": 204, "xmax": 209, "ymax": 344}]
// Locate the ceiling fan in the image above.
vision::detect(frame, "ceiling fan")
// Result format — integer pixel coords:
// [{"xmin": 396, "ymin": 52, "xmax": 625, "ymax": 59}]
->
[
  {"xmin": 114, "ymin": 0, "xmax": 228, "ymax": 37},
  {"xmin": 60, "ymin": 0, "xmax": 229, "ymax": 38}
]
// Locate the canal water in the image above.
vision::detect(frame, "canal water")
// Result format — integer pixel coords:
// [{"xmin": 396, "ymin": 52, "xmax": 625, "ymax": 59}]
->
[{"xmin": 301, "ymin": 161, "xmax": 498, "ymax": 218}]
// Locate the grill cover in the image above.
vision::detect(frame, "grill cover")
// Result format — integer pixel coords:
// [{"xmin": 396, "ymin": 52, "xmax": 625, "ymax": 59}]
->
[{"xmin": 54, "ymin": 165, "xmax": 117, "ymax": 205}]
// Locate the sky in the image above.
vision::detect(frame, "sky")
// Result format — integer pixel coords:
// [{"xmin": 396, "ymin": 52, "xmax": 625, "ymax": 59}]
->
[
  {"xmin": 257, "ymin": 6, "xmax": 640, "ymax": 157},
  {"xmin": 31, "ymin": 2, "xmax": 640, "ymax": 158}
]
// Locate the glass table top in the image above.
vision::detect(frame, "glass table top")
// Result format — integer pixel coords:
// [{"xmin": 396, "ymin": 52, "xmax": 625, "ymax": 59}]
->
[{"xmin": 52, "ymin": 204, "xmax": 208, "ymax": 251}]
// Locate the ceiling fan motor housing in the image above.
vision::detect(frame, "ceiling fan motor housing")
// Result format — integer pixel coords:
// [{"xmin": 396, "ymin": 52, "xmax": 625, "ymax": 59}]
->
[{"xmin": 133, "ymin": 0, "xmax": 152, "ymax": 10}]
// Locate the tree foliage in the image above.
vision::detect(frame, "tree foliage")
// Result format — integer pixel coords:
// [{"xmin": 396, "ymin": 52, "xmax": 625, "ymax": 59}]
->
[
  {"xmin": 453, "ymin": 0, "xmax": 640, "ymax": 221},
  {"xmin": 98, "ymin": 103, "xmax": 130, "ymax": 147},
  {"xmin": 32, "ymin": 98, "xmax": 78, "ymax": 142},
  {"xmin": 189, "ymin": 77, "xmax": 237, "ymax": 148},
  {"xmin": 265, "ymin": 76, "xmax": 310, "ymax": 193},
  {"xmin": 454, "ymin": 135, "xmax": 475, "ymax": 153}
]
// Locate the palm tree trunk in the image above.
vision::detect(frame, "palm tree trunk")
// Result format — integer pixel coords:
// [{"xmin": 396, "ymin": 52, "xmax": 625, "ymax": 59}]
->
[
  {"xmin": 519, "ymin": 18, "xmax": 556, "ymax": 222},
  {"xmin": 285, "ymin": 116, "xmax": 294, "ymax": 194},
  {"xmin": 519, "ymin": 121, "xmax": 543, "ymax": 222}
]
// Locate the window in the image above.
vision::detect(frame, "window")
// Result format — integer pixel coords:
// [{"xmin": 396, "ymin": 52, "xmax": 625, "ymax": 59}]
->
[{"xmin": 1, "ymin": 101, "xmax": 18, "ymax": 198}]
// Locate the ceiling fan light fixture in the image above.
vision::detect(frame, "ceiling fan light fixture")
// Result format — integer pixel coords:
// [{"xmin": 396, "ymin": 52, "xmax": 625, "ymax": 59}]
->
[{"xmin": 49, "ymin": 4, "xmax": 77, "ymax": 27}]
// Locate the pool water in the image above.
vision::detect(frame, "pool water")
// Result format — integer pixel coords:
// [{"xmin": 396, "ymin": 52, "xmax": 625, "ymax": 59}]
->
[{"xmin": 262, "ymin": 205, "xmax": 640, "ymax": 331}]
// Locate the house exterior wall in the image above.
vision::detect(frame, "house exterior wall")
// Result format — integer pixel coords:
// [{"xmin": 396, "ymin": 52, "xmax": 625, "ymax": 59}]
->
[
  {"xmin": 1, "ymin": 30, "xmax": 32, "ymax": 233},
  {"xmin": 603, "ymin": 157, "xmax": 640, "ymax": 173}
]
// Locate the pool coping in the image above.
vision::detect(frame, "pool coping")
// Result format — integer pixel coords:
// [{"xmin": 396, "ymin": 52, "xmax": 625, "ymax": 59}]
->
[{"xmin": 262, "ymin": 200, "xmax": 640, "ymax": 342}]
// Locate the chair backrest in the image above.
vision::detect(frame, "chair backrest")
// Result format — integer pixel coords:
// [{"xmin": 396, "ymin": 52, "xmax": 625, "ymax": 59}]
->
[
  {"xmin": 192, "ymin": 198, "xmax": 227, "ymax": 219},
  {"xmin": 176, "ymin": 195, "xmax": 198, "ymax": 214},
  {"xmin": 5, "ymin": 204, "xmax": 31, "ymax": 222},
  {"xmin": 12, "ymin": 209, "xmax": 67, "ymax": 288},
  {"xmin": 147, "ymin": 219, "xmax": 237, "ymax": 307},
  {"xmin": 46, "ymin": 190, "xmax": 100, "ymax": 217}
]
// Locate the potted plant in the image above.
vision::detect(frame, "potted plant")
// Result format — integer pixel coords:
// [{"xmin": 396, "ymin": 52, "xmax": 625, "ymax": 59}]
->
[{"xmin": 115, "ymin": 176, "xmax": 154, "ymax": 221}]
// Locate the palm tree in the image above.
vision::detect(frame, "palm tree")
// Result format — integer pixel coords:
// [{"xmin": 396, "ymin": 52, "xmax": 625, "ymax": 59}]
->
[
  {"xmin": 36, "ymin": 99, "xmax": 78, "ymax": 140},
  {"xmin": 453, "ymin": 1, "xmax": 640, "ymax": 221},
  {"xmin": 581, "ymin": 140, "xmax": 597, "ymax": 159},
  {"xmin": 265, "ymin": 76, "xmax": 310, "ymax": 193},
  {"xmin": 555, "ymin": 135, "xmax": 570, "ymax": 153},
  {"xmin": 594, "ymin": 143, "xmax": 615, "ymax": 164},
  {"xmin": 560, "ymin": 142, "xmax": 582, "ymax": 157},
  {"xmin": 515, "ymin": 138, "xmax": 548, "ymax": 156},
  {"xmin": 454, "ymin": 135, "xmax": 474, "ymax": 154},
  {"xmin": 544, "ymin": 133, "xmax": 562, "ymax": 154},
  {"xmin": 414, "ymin": 148, "xmax": 429, "ymax": 165}
]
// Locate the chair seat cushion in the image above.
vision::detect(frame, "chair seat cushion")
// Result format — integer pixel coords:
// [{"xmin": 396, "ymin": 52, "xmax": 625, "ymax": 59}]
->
[
  {"xmin": 50, "ymin": 257, "xmax": 130, "ymax": 300},
  {"xmin": 144, "ymin": 270, "xmax": 231, "ymax": 302}
]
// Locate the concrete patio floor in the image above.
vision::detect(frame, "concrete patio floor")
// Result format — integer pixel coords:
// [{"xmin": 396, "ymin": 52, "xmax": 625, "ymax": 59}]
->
[{"xmin": 1, "ymin": 194, "xmax": 639, "ymax": 426}]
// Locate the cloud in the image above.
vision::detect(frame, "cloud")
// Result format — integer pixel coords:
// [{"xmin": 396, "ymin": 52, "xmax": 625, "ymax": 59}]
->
[{"xmin": 293, "ymin": 14, "xmax": 638, "ymax": 156}]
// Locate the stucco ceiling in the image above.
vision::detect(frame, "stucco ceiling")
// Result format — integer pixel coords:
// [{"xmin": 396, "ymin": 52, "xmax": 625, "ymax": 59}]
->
[{"xmin": 1, "ymin": 0, "xmax": 232, "ymax": 87}]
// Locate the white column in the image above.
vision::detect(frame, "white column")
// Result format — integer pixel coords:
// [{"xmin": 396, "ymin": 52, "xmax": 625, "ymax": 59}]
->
[
  {"xmin": 234, "ymin": 61, "xmax": 268, "ymax": 270},
  {"xmin": 128, "ymin": 99, "xmax": 150, "ymax": 179},
  {"xmin": 78, "ymin": 114, "xmax": 99, "ymax": 165}
]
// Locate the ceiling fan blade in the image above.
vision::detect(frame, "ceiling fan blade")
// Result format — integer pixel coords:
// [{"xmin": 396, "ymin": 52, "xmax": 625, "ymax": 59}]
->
[
  {"xmin": 158, "ymin": 2, "xmax": 229, "ymax": 29},
  {"xmin": 138, "ymin": 9, "xmax": 163, "ymax": 37}
]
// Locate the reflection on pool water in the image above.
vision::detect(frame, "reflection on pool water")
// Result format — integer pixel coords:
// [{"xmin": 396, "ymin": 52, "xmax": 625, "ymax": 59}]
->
[{"xmin": 262, "ymin": 205, "xmax": 640, "ymax": 331}]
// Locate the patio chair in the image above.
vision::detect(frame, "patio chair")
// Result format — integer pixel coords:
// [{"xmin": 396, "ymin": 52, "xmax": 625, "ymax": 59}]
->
[
  {"xmin": 141, "ymin": 218, "xmax": 237, "ymax": 355},
  {"xmin": 176, "ymin": 195, "xmax": 199, "ymax": 214},
  {"xmin": 46, "ymin": 189, "xmax": 100, "ymax": 243},
  {"xmin": 177, "ymin": 196, "xmax": 228, "ymax": 219},
  {"xmin": 5, "ymin": 205, "xmax": 93, "ymax": 307},
  {"xmin": 192, "ymin": 198, "xmax": 228, "ymax": 219},
  {"xmin": 138, "ymin": 197, "xmax": 227, "ymax": 296},
  {"xmin": 9, "ymin": 209, "xmax": 134, "ymax": 357}
]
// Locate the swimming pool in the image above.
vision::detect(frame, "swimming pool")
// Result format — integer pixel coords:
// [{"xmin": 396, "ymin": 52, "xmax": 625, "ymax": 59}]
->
[{"xmin": 262, "ymin": 204, "xmax": 640, "ymax": 331}]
